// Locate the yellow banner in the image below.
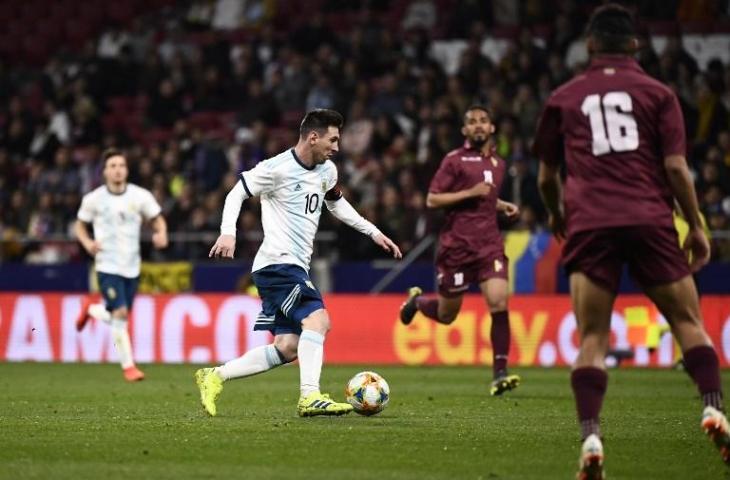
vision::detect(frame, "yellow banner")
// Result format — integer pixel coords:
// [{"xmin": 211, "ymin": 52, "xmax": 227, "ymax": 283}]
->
[{"xmin": 138, "ymin": 262, "xmax": 192, "ymax": 293}]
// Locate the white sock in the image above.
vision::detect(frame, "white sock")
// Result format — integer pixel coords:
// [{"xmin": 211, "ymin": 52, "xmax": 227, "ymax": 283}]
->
[
  {"xmin": 111, "ymin": 318, "xmax": 135, "ymax": 369},
  {"xmin": 89, "ymin": 304, "xmax": 112, "ymax": 324},
  {"xmin": 298, "ymin": 330, "xmax": 325, "ymax": 397},
  {"xmin": 214, "ymin": 344, "xmax": 284, "ymax": 381}
]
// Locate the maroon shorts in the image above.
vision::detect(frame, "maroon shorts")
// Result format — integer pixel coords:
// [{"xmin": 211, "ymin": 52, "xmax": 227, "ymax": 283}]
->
[
  {"xmin": 436, "ymin": 250, "xmax": 509, "ymax": 298},
  {"xmin": 562, "ymin": 225, "xmax": 691, "ymax": 294}
]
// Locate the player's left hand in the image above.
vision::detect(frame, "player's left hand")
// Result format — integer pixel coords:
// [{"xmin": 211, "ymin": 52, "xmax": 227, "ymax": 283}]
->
[
  {"xmin": 501, "ymin": 201, "xmax": 520, "ymax": 219},
  {"xmin": 209, "ymin": 234, "xmax": 237, "ymax": 259},
  {"xmin": 373, "ymin": 233, "xmax": 403, "ymax": 259},
  {"xmin": 683, "ymin": 226, "xmax": 710, "ymax": 272},
  {"xmin": 152, "ymin": 232, "xmax": 168, "ymax": 249}
]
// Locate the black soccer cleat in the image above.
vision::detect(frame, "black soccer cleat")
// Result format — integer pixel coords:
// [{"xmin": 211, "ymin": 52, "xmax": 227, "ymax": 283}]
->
[
  {"xmin": 490, "ymin": 370, "xmax": 521, "ymax": 396},
  {"xmin": 399, "ymin": 286, "xmax": 423, "ymax": 325}
]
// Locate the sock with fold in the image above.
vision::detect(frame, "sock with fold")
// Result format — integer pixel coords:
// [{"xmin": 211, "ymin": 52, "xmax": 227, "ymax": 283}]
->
[
  {"xmin": 298, "ymin": 330, "xmax": 325, "ymax": 397},
  {"xmin": 215, "ymin": 344, "xmax": 286, "ymax": 381},
  {"xmin": 571, "ymin": 367, "xmax": 608, "ymax": 440},
  {"xmin": 111, "ymin": 318, "xmax": 135, "ymax": 370}
]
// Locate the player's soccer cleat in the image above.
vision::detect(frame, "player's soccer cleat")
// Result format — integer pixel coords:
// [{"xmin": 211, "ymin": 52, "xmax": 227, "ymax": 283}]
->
[
  {"xmin": 577, "ymin": 434, "xmax": 605, "ymax": 480},
  {"xmin": 490, "ymin": 371, "xmax": 521, "ymax": 396},
  {"xmin": 123, "ymin": 366, "xmax": 145, "ymax": 382},
  {"xmin": 297, "ymin": 392, "xmax": 354, "ymax": 417},
  {"xmin": 75, "ymin": 296, "xmax": 94, "ymax": 332},
  {"xmin": 399, "ymin": 286, "xmax": 423, "ymax": 325},
  {"xmin": 195, "ymin": 368, "xmax": 223, "ymax": 416},
  {"xmin": 702, "ymin": 405, "xmax": 730, "ymax": 464}
]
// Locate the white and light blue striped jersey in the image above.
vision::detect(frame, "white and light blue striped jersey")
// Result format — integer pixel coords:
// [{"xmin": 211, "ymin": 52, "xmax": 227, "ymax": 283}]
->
[
  {"xmin": 77, "ymin": 183, "xmax": 161, "ymax": 278},
  {"xmin": 241, "ymin": 148, "xmax": 338, "ymax": 273}
]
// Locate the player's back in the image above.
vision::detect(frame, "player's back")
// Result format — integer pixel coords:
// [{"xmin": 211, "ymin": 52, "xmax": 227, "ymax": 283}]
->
[{"xmin": 537, "ymin": 56, "xmax": 686, "ymax": 234}]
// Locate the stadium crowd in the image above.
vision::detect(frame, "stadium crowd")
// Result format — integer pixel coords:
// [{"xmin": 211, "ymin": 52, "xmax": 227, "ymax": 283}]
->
[{"xmin": 1, "ymin": 0, "xmax": 730, "ymax": 263}]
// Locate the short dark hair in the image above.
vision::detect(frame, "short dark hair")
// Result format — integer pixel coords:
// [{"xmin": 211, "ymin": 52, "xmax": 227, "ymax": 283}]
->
[
  {"xmin": 463, "ymin": 104, "xmax": 492, "ymax": 123},
  {"xmin": 102, "ymin": 148, "xmax": 125, "ymax": 166},
  {"xmin": 586, "ymin": 3, "xmax": 636, "ymax": 54},
  {"xmin": 300, "ymin": 109, "xmax": 344, "ymax": 137}
]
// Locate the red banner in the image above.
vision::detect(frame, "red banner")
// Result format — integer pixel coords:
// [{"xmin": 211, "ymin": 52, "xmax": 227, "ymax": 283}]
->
[{"xmin": 1, "ymin": 293, "xmax": 729, "ymax": 366}]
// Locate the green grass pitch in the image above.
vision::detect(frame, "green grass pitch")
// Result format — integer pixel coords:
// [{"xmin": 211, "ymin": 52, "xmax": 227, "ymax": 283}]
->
[{"xmin": 0, "ymin": 363, "xmax": 727, "ymax": 479}]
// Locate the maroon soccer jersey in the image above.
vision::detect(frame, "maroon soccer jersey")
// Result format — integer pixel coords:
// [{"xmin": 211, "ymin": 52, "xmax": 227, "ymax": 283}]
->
[
  {"xmin": 532, "ymin": 56, "xmax": 686, "ymax": 235},
  {"xmin": 429, "ymin": 142, "xmax": 506, "ymax": 262}
]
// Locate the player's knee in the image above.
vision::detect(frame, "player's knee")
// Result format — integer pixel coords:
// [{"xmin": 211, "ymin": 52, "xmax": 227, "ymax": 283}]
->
[
  {"xmin": 112, "ymin": 307, "xmax": 128, "ymax": 319},
  {"xmin": 488, "ymin": 299, "xmax": 508, "ymax": 312},
  {"xmin": 439, "ymin": 312, "xmax": 458, "ymax": 324},
  {"xmin": 273, "ymin": 338, "xmax": 298, "ymax": 362},
  {"xmin": 301, "ymin": 309, "xmax": 331, "ymax": 334}
]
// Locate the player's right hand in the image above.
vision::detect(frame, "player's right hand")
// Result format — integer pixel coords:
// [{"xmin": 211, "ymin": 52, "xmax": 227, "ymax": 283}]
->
[
  {"xmin": 83, "ymin": 240, "xmax": 102, "ymax": 256},
  {"xmin": 548, "ymin": 213, "xmax": 566, "ymax": 241},
  {"xmin": 468, "ymin": 182, "xmax": 493, "ymax": 198},
  {"xmin": 209, "ymin": 234, "xmax": 236, "ymax": 259},
  {"xmin": 683, "ymin": 226, "xmax": 711, "ymax": 272}
]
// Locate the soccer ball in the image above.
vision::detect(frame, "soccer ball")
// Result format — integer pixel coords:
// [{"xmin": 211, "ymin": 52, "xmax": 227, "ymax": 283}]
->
[{"xmin": 345, "ymin": 371, "xmax": 390, "ymax": 416}]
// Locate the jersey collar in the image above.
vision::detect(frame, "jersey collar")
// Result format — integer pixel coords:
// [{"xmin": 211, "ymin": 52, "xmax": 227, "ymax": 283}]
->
[
  {"xmin": 291, "ymin": 148, "xmax": 316, "ymax": 171},
  {"xmin": 462, "ymin": 140, "xmax": 495, "ymax": 157},
  {"xmin": 588, "ymin": 55, "xmax": 643, "ymax": 73}
]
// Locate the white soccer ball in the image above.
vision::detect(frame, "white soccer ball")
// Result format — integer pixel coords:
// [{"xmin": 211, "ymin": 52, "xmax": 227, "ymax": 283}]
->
[{"xmin": 345, "ymin": 371, "xmax": 390, "ymax": 416}]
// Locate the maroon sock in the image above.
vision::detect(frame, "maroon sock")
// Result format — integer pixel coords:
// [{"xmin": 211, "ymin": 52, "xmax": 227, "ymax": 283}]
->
[
  {"xmin": 684, "ymin": 345, "xmax": 724, "ymax": 411},
  {"xmin": 571, "ymin": 367, "xmax": 608, "ymax": 440},
  {"xmin": 415, "ymin": 296, "xmax": 439, "ymax": 320},
  {"xmin": 490, "ymin": 310, "xmax": 510, "ymax": 376}
]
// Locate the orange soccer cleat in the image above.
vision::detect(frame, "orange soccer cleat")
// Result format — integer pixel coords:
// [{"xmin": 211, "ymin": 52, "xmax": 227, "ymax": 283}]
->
[
  {"xmin": 75, "ymin": 296, "xmax": 94, "ymax": 332},
  {"xmin": 123, "ymin": 366, "xmax": 145, "ymax": 382}
]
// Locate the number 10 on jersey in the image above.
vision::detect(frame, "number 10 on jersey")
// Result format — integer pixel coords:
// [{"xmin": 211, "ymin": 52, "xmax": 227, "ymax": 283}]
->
[{"xmin": 304, "ymin": 193, "xmax": 320, "ymax": 214}]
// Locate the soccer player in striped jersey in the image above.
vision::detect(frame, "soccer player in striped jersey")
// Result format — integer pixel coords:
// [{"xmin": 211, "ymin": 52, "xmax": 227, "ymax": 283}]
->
[
  {"xmin": 75, "ymin": 148, "xmax": 169, "ymax": 382},
  {"xmin": 195, "ymin": 109, "xmax": 402, "ymax": 417}
]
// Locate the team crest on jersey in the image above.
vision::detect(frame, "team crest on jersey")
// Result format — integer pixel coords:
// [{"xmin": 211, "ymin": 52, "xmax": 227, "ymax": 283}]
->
[{"xmin": 494, "ymin": 259, "xmax": 503, "ymax": 272}]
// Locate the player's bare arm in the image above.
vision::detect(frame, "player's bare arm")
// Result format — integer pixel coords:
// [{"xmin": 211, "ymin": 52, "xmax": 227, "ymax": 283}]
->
[
  {"xmin": 150, "ymin": 215, "xmax": 168, "ymax": 249},
  {"xmin": 537, "ymin": 161, "xmax": 565, "ymax": 240},
  {"xmin": 496, "ymin": 199, "xmax": 520, "ymax": 218},
  {"xmin": 664, "ymin": 154, "xmax": 711, "ymax": 271},
  {"xmin": 426, "ymin": 181, "xmax": 493, "ymax": 208},
  {"xmin": 73, "ymin": 220, "xmax": 101, "ymax": 255}
]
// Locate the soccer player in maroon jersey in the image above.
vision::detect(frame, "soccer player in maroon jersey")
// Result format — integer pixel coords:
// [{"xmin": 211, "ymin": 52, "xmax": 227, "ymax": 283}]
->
[
  {"xmin": 399, "ymin": 105, "xmax": 521, "ymax": 396},
  {"xmin": 533, "ymin": 4, "xmax": 729, "ymax": 478}
]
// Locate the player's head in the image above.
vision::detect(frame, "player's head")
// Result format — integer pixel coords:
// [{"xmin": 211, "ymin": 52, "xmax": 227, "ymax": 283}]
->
[
  {"xmin": 102, "ymin": 148, "xmax": 128, "ymax": 186},
  {"xmin": 462, "ymin": 105, "xmax": 495, "ymax": 149},
  {"xmin": 300, "ymin": 109, "xmax": 343, "ymax": 165},
  {"xmin": 586, "ymin": 3, "xmax": 638, "ymax": 56}
]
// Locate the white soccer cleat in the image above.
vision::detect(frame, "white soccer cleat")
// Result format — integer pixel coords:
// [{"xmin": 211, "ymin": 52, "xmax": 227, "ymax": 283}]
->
[
  {"xmin": 577, "ymin": 434, "xmax": 605, "ymax": 480},
  {"xmin": 702, "ymin": 405, "xmax": 730, "ymax": 464}
]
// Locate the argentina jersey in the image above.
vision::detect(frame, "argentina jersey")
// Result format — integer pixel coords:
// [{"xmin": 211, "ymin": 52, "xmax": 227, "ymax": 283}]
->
[
  {"xmin": 76, "ymin": 183, "xmax": 161, "ymax": 278},
  {"xmin": 240, "ymin": 149, "xmax": 338, "ymax": 273}
]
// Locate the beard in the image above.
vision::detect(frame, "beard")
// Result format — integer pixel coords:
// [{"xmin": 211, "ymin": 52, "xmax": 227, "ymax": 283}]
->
[{"xmin": 470, "ymin": 136, "xmax": 487, "ymax": 149}]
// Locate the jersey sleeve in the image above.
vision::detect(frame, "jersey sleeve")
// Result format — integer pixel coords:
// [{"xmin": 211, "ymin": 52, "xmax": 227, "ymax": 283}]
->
[
  {"xmin": 428, "ymin": 155, "xmax": 457, "ymax": 193},
  {"xmin": 240, "ymin": 160, "xmax": 274, "ymax": 197},
  {"xmin": 140, "ymin": 188, "xmax": 162, "ymax": 220},
  {"xmin": 532, "ymin": 96, "xmax": 563, "ymax": 165},
  {"xmin": 658, "ymin": 91, "xmax": 686, "ymax": 158},
  {"xmin": 324, "ymin": 161, "xmax": 341, "ymax": 200},
  {"xmin": 76, "ymin": 193, "xmax": 95, "ymax": 223}
]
